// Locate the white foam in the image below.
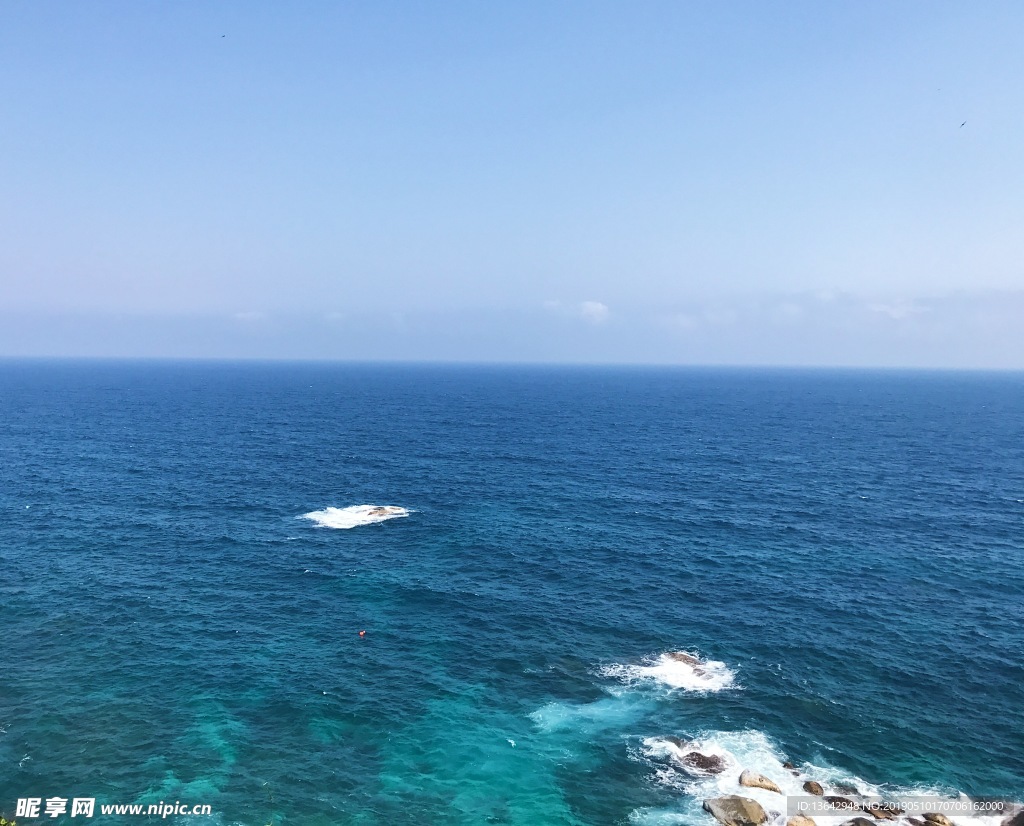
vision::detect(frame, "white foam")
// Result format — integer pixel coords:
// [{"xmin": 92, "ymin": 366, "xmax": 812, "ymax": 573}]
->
[
  {"xmin": 300, "ymin": 504, "xmax": 409, "ymax": 529},
  {"xmin": 633, "ymin": 729, "xmax": 1010, "ymax": 826},
  {"xmin": 530, "ymin": 694, "xmax": 653, "ymax": 735},
  {"xmin": 599, "ymin": 651, "xmax": 737, "ymax": 693}
]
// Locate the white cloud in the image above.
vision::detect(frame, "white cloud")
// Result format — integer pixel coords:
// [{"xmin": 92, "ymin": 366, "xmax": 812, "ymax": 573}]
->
[
  {"xmin": 580, "ymin": 300, "xmax": 610, "ymax": 324},
  {"xmin": 868, "ymin": 301, "xmax": 929, "ymax": 320}
]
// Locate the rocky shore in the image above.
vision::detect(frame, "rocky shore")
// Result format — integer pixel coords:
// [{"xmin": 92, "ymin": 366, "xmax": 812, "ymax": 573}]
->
[{"xmin": 654, "ymin": 735, "xmax": 1023, "ymax": 826}]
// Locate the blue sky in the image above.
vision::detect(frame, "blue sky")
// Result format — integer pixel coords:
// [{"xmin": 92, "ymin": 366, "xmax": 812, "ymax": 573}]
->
[{"xmin": 2, "ymin": 2, "xmax": 1022, "ymax": 365}]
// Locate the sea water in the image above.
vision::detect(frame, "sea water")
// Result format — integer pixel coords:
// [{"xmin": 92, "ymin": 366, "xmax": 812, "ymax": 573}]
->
[{"xmin": 1, "ymin": 362, "xmax": 1022, "ymax": 825}]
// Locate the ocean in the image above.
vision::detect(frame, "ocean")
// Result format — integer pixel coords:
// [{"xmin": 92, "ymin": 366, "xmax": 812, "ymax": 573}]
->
[{"xmin": 1, "ymin": 362, "xmax": 1022, "ymax": 825}]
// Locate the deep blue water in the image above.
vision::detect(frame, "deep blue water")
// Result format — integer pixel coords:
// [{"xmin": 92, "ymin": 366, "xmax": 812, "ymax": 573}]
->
[{"xmin": 1, "ymin": 362, "xmax": 1022, "ymax": 825}]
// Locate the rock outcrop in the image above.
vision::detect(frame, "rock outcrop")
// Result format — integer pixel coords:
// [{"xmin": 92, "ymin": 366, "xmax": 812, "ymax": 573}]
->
[
  {"xmin": 839, "ymin": 819, "xmax": 876, "ymax": 826},
  {"xmin": 683, "ymin": 752, "xmax": 727, "ymax": 774},
  {"xmin": 1001, "ymin": 807, "xmax": 1024, "ymax": 826},
  {"xmin": 739, "ymin": 770, "xmax": 782, "ymax": 794},
  {"xmin": 703, "ymin": 796, "xmax": 769, "ymax": 826},
  {"xmin": 825, "ymin": 797, "xmax": 861, "ymax": 812}
]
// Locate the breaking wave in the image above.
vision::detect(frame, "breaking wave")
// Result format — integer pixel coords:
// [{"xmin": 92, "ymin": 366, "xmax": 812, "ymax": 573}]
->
[{"xmin": 300, "ymin": 504, "xmax": 410, "ymax": 529}]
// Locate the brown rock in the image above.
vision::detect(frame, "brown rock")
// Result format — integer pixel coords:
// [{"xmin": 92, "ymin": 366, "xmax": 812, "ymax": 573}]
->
[
  {"xmin": 923, "ymin": 815, "xmax": 954, "ymax": 826},
  {"xmin": 788, "ymin": 817, "xmax": 816, "ymax": 826},
  {"xmin": 825, "ymin": 797, "xmax": 861, "ymax": 812},
  {"xmin": 703, "ymin": 796, "xmax": 769, "ymax": 826},
  {"xmin": 739, "ymin": 770, "xmax": 783, "ymax": 794},
  {"xmin": 834, "ymin": 783, "xmax": 860, "ymax": 796},
  {"xmin": 803, "ymin": 781, "xmax": 824, "ymax": 796},
  {"xmin": 783, "ymin": 762, "xmax": 796, "ymax": 770},
  {"xmin": 668, "ymin": 651, "xmax": 701, "ymax": 666},
  {"xmin": 682, "ymin": 752, "xmax": 727, "ymax": 774},
  {"xmin": 839, "ymin": 819, "xmax": 876, "ymax": 826},
  {"xmin": 1001, "ymin": 807, "xmax": 1024, "ymax": 826},
  {"xmin": 863, "ymin": 805, "xmax": 897, "ymax": 821}
]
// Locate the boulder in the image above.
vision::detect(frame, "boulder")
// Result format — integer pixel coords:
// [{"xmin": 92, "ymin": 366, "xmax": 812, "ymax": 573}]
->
[
  {"xmin": 668, "ymin": 651, "xmax": 708, "ymax": 675},
  {"xmin": 863, "ymin": 805, "xmax": 897, "ymax": 821},
  {"xmin": 783, "ymin": 762, "xmax": 796, "ymax": 770},
  {"xmin": 788, "ymin": 818, "xmax": 816, "ymax": 826},
  {"xmin": 825, "ymin": 797, "xmax": 861, "ymax": 812},
  {"xmin": 923, "ymin": 815, "xmax": 954, "ymax": 826},
  {"xmin": 668, "ymin": 651, "xmax": 701, "ymax": 666},
  {"xmin": 834, "ymin": 783, "xmax": 860, "ymax": 796},
  {"xmin": 1001, "ymin": 808, "xmax": 1024, "ymax": 826},
  {"xmin": 803, "ymin": 781, "xmax": 824, "ymax": 796},
  {"xmin": 703, "ymin": 796, "xmax": 769, "ymax": 826},
  {"xmin": 739, "ymin": 770, "xmax": 783, "ymax": 794},
  {"xmin": 839, "ymin": 819, "xmax": 876, "ymax": 826},
  {"xmin": 683, "ymin": 752, "xmax": 727, "ymax": 774}
]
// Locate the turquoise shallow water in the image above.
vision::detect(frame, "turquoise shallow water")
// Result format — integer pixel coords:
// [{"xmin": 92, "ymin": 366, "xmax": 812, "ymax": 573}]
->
[{"xmin": 1, "ymin": 362, "xmax": 1022, "ymax": 825}]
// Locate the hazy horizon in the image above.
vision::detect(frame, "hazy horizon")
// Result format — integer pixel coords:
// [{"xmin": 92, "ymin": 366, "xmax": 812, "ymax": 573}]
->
[{"xmin": 2, "ymin": 2, "xmax": 1022, "ymax": 367}]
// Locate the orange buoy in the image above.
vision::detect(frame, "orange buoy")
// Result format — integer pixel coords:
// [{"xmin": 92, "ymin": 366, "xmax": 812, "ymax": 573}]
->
[{"xmin": 358, "ymin": 630, "xmax": 366, "ymax": 637}]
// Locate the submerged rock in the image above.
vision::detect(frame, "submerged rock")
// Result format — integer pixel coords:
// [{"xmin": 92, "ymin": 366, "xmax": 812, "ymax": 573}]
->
[
  {"xmin": 665, "ymin": 735, "xmax": 689, "ymax": 749},
  {"xmin": 739, "ymin": 770, "xmax": 783, "ymax": 794},
  {"xmin": 703, "ymin": 796, "xmax": 769, "ymax": 826},
  {"xmin": 803, "ymin": 781, "xmax": 824, "ymax": 796},
  {"xmin": 834, "ymin": 783, "xmax": 860, "ymax": 796},
  {"xmin": 683, "ymin": 752, "xmax": 727, "ymax": 774}
]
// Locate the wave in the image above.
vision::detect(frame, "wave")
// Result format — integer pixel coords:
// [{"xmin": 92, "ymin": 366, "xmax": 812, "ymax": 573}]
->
[
  {"xmin": 599, "ymin": 651, "xmax": 737, "ymax": 693},
  {"xmin": 300, "ymin": 505, "xmax": 410, "ymax": 529},
  {"xmin": 633, "ymin": 729, "xmax": 1009, "ymax": 826}
]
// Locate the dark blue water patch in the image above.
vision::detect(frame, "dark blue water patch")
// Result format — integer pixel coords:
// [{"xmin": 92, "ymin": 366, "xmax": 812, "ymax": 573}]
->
[{"xmin": 1, "ymin": 361, "xmax": 1022, "ymax": 824}]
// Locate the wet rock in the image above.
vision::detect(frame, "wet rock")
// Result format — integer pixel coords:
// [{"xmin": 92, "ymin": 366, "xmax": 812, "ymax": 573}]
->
[
  {"xmin": 834, "ymin": 783, "xmax": 860, "ymax": 796},
  {"xmin": 668, "ymin": 651, "xmax": 701, "ymax": 666},
  {"xmin": 788, "ymin": 817, "xmax": 816, "ymax": 826},
  {"xmin": 703, "ymin": 796, "xmax": 769, "ymax": 826},
  {"xmin": 669, "ymin": 651, "xmax": 708, "ymax": 676},
  {"xmin": 1001, "ymin": 807, "xmax": 1024, "ymax": 826},
  {"xmin": 739, "ymin": 770, "xmax": 783, "ymax": 794},
  {"xmin": 863, "ymin": 804, "xmax": 897, "ymax": 821},
  {"xmin": 923, "ymin": 814, "xmax": 954, "ymax": 826},
  {"xmin": 783, "ymin": 762, "xmax": 796, "ymax": 770},
  {"xmin": 665, "ymin": 736, "xmax": 688, "ymax": 749},
  {"xmin": 825, "ymin": 797, "xmax": 861, "ymax": 812},
  {"xmin": 803, "ymin": 781, "xmax": 824, "ymax": 796},
  {"xmin": 839, "ymin": 819, "xmax": 876, "ymax": 826},
  {"xmin": 907, "ymin": 818, "xmax": 927, "ymax": 826},
  {"xmin": 683, "ymin": 752, "xmax": 727, "ymax": 774}
]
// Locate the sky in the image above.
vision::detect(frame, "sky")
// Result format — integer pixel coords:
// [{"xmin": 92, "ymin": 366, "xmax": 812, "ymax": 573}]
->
[{"xmin": 1, "ymin": 1, "xmax": 1022, "ymax": 366}]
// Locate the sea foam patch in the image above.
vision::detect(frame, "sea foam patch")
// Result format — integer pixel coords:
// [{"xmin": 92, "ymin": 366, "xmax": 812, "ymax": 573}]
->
[
  {"xmin": 300, "ymin": 505, "xmax": 409, "ymax": 529},
  {"xmin": 599, "ymin": 651, "xmax": 737, "ymax": 693}
]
